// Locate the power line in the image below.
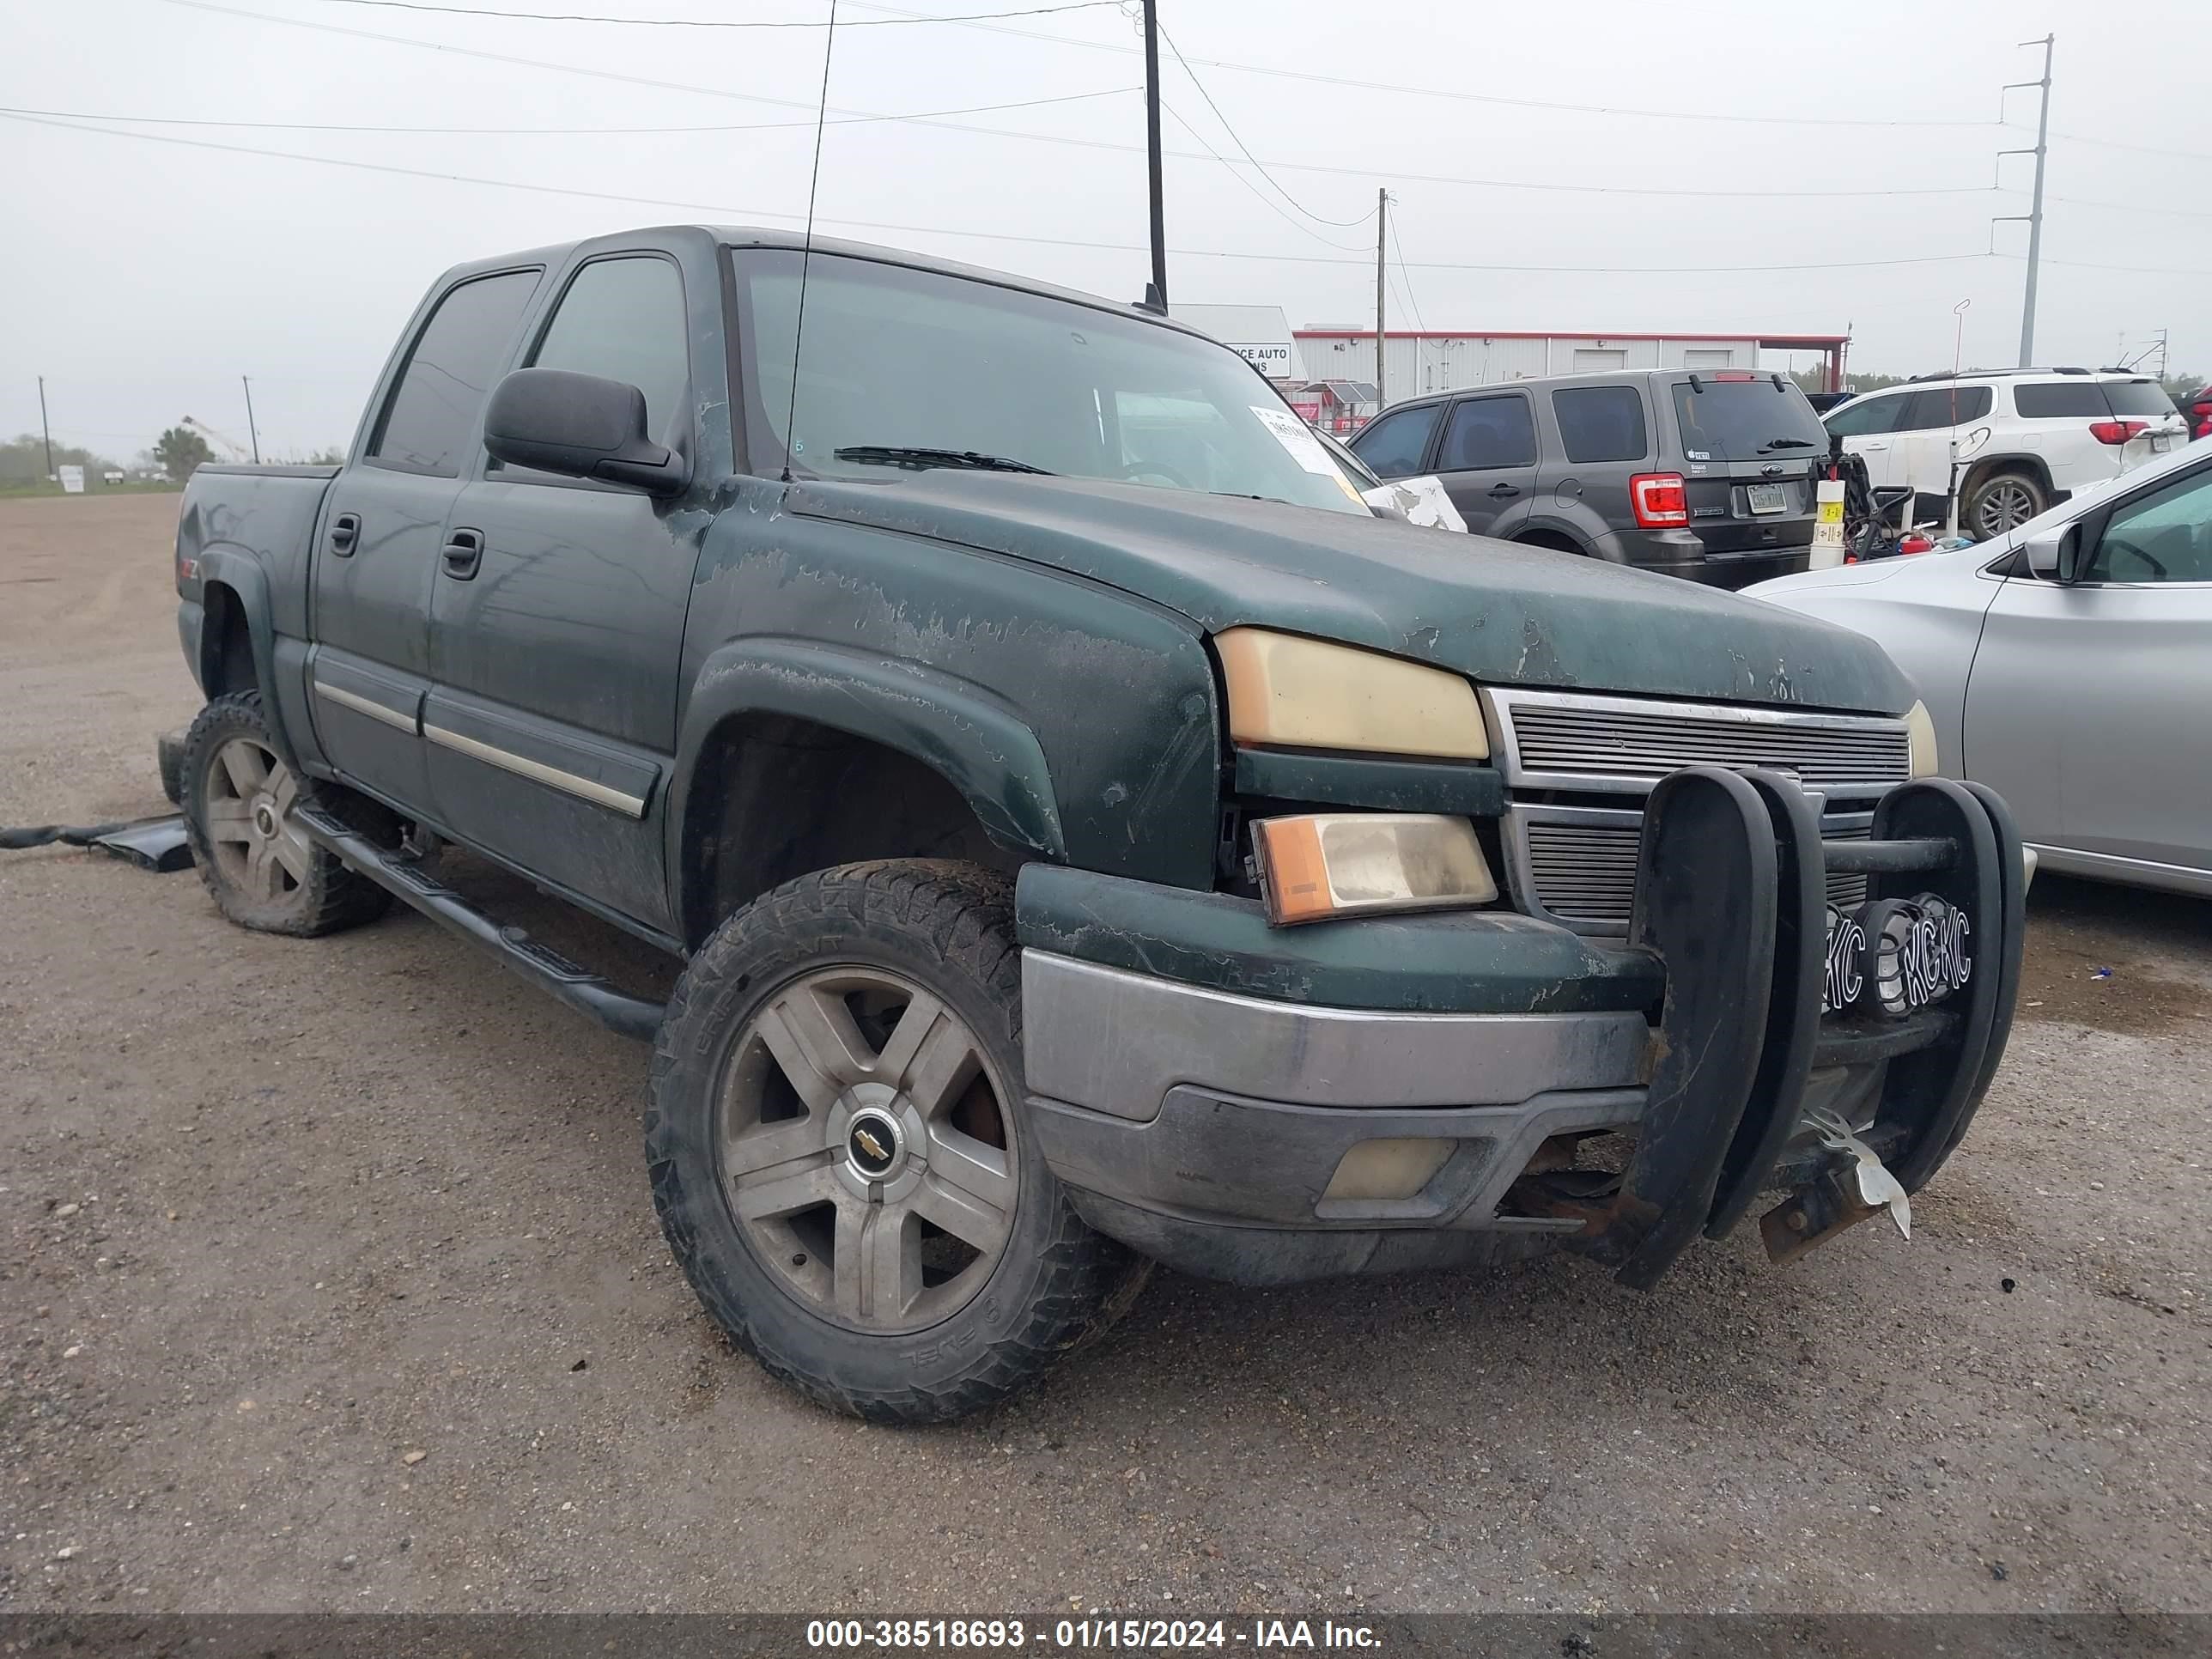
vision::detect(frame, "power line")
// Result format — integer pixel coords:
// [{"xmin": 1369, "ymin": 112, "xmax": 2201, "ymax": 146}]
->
[
  {"xmin": 2045, "ymin": 129, "xmax": 2212, "ymax": 162},
  {"xmin": 847, "ymin": 0, "xmax": 2002, "ymax": 129},
  {"xmin": 0, "ymin": 88, "xmax": 1137, "ymax": 137},
  {"xmin": 0, "ymin": 88, "xmax": 2002, "ymax": 200},
  {"xmin": 1155, "ymin": 20, "xmax": 1370, "ymax": 230},
  {"xmin": 305, "ymin": 0, "xmax": 1119, "ymax": 26},
  {"xmin": 2049, "ymin": 193, "xmax": 2212, "ymax": 223},
  {"xmin": 1387, "ymin": 208, "xmax": 1428, "ymax": 331},
  {"xmin": 1160, "ymin": 103, "xmax": 1367, "ymax": 254},
  {"xmin": 3, "ymin": 108, "xmax": 2014, "ymax": 277}
]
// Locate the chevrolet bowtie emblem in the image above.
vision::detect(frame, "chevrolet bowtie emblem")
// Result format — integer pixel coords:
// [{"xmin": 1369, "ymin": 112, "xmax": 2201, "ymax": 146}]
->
[{"xmin": 854, "ymin": 1127, "xmax": 889, "ymax": 1161}]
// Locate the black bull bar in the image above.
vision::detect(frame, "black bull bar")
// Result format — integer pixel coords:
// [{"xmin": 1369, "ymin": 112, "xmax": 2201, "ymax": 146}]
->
[{"xmin": 1512, "ymin": 766, "xmax": 2026, "ymax": 1290}]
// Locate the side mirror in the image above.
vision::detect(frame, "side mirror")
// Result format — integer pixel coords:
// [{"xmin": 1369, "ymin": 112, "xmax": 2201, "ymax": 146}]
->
[
  {"xmin": 483, "ymin": 368, "xmax": 690, "ymax": 496},
  {"xmin": 2022, "ymin": 521, "xmax": 2084, "ymax": 583}
]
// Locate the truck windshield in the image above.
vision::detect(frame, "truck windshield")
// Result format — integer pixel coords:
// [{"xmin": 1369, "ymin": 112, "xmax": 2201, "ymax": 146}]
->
[
  {"xmin": 733, "ymin": 249, "xmax": 1369, "ymax": 515},
  {"xmin": 1669, "ymin": 377, "xmax": 1829, "ymax": 464}
]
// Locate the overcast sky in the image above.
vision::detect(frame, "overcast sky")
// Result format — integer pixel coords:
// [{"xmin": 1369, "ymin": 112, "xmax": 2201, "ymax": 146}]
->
[{"xmin": 6, "ymin": 0, "xmax": 2208, "ymax": 460}]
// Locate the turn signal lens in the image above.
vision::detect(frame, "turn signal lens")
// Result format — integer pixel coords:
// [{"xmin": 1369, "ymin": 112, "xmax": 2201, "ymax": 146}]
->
[
  {"xmin": 1216, "ymin": 628, "xmax": 1487, "ymax": 761},
  {"xmin": 1905, "ymin": 700, "xmax": 1938, "ymax": 778},
  {"xmin": 1252, "ymin": 812, "xmax": 1498, "ymax": 927}
]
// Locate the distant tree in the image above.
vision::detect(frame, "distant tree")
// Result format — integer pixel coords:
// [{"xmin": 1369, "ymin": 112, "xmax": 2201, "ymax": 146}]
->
[
  {"xmin": 1, "ymin": 433, "xmax": 122, "ymax": 485},
  {"xmin": 307, "ymin": 446, "xmax": 347, "ymax": 465},
  {"xmin": 155, "ymin": 427, "xmax": 216, "ymax": 481},
  {"xmin": 1790, "ymin": 369, "xmax": 1913, "ymax": 398}
]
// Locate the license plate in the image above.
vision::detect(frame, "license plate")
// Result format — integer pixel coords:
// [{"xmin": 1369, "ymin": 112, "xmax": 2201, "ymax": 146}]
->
[
  {"xmin": 2153, "ymin": 434, "xmax": 2176, "ymax": 452},
  {"xmin": 1823, "ymin": 893, "xmax": 1973, "ymax": 1019},
  {"xmin": 1747, "ymin": 483, "xmax": 1788, "ymax": 515}
]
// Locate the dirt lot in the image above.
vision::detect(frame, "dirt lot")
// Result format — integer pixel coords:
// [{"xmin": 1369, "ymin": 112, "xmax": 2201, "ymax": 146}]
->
[{"xmin": 3, "ymin": 492, "xmax": 2208, "ymax": 1617}]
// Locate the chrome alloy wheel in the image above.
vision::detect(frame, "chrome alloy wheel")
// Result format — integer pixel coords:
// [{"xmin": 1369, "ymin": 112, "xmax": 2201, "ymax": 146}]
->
[
  {"xmin": 1973, "ymin": 477, "xmax": 2039, "ymax": 538},
  {"xmin": 716, "ymin": 967, "xmax": 1017, "ymax": 1334},
  {"xmin": 199, "ymin": 735, "xmax": 313, "ymax": 902}
]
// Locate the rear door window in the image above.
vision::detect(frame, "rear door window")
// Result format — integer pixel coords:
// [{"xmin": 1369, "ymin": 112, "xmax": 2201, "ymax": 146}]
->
[
  {"xmin": 1670, "ymin": 377, "xmax": 1827, "ymax": 462},
  {"xmin": 1349, "ymin": 404, "xmax": 1442, "ymax": 477},
  {"xmin": 1551, "ymin": 385, "xmax": 1648, "ymax": 464},
  {"xmin": 1823, "ymin": 392, "xmax": 1907, "ymax": 437},
  {"xmin": 1899, "ymin": 386, "xmax": 1995, "ymax": 430},
  {"xmin": 369, "ymin": 269, "xmax": 541, "ymax": 476},
  {"xmin": 1437, "ymin": 393, "xmax": 1537, "ymax": 471}
]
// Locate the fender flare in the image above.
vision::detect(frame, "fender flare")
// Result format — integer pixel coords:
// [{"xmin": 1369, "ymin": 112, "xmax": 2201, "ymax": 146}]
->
[
  {"xmin": 193, "ymin": 548, "xmax": 299, "ymax": 765},
  {"xmin": 666, "ymin": 636, "xmax": 1066, "ymax": 912}
]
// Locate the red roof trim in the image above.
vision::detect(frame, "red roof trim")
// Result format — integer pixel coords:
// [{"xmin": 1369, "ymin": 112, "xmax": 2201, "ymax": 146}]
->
[{"xmin": 1293, "ymin": 330, "xmax": 1849, "ymax": 346}]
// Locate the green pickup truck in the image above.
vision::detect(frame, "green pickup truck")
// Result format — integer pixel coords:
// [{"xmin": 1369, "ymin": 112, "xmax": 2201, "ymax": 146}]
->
[{"xmin": 171, "ymin": 226, "xmax": 2024, "ymax": 1422}]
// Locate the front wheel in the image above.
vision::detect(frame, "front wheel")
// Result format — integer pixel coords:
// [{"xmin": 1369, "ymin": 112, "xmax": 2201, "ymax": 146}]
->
[{"xmin": 646, "ymin": 860, "xmax": 1146, "ymax": 1423}]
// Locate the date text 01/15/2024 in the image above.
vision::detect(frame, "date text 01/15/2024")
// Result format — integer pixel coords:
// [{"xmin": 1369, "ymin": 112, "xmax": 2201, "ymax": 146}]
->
[{"xmin": 805, "ymin": 1619, "xmax": 1381, "ymax": 1649}]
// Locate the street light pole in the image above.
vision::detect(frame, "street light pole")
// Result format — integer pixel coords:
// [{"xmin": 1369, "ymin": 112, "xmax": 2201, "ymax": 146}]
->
[
  {"xmin": 1141, "ymin": 0, "xmax": 1167, "ymax": 308},
  {"xmin": 1374, "ymin": 189, "xmax": 1389, "ymax": 408},
  {"xmin": 38, "ymin": 376, "xmax": 54, "ymax": 479}
]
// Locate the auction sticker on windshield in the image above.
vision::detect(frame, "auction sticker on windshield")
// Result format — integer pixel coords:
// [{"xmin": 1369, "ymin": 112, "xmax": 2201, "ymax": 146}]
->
[{"xmin": 1250, "ymin": 404, "xmax": 1345, "ymax": 477}]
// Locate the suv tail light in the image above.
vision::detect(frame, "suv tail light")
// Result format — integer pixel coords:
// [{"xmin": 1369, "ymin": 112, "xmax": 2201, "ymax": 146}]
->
[
  {"xmin": 2191, "ymin": 398, "xmax": 2211, "ymax": 440},
  {"xmin": 1629, "ymin": 472, "xmax": 1689, "ymax": 528},
  {"xmin": 2088, "ymin": 418, "xmax": 2148, "ymax": 446}
]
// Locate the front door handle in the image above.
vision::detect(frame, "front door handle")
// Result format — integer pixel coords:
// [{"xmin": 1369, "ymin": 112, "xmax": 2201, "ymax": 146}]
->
[
  {"xmin": 1486, "ymin": 482, "xmax": 1520, "ymax": 498},
  {"xmin": 441, "ymin": 527, "xmax": 484, "ymax": 580},
  {"xmin": 329, "ymin": 513, "xmax": 361, "ymax": 556}
]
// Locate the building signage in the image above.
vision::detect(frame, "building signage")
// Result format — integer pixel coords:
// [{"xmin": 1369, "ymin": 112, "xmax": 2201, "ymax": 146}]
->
[{"xmin": 1230, "ymin": 343, "xmax": 1295, "ymax": 378}]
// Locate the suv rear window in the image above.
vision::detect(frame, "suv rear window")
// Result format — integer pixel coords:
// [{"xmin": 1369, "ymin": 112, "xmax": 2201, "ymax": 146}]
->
[
  {"xmin": 1552, "ymin": 385, "xmax": 1648, "ymax": 463},
  {"xmin": 1669, "ymin": 377, "xmax": 1826, "ymax": 463},
  {"xmin": 2103, "ymin": 380, "xmax": 2179, "ymax": 418}
]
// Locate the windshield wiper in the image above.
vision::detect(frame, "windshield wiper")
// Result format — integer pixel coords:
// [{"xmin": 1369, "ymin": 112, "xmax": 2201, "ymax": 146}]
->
[
  {"xmin": 1757, "ymin": 436, "xmax": 1819, "ymax": 452},
  {"xmin": 832, "ymin": 446, "xmax": 1054, "ymax": 476}
]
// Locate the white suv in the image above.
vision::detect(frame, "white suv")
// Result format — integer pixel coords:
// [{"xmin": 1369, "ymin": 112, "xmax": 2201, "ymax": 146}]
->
[{"xmin": 1823, "ymin": 368, "xmax": 2186, "ymax": 542}]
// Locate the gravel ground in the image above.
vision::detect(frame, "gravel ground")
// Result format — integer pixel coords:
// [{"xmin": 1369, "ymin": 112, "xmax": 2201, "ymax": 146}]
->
[{"xmin": 2, "ymin": 493, "xmax": 2207, "ymax": 1617}]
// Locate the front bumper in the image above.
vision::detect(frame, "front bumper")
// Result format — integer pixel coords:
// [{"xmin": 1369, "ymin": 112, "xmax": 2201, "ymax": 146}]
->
[{"xmin": 1018, "ymin": 769, "xmax": 2023, "ymax": 1289}]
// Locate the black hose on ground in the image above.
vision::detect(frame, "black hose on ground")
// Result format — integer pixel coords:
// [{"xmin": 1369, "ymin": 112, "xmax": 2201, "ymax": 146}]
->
[{"xmin": 1, "ymin": 817, "xmax": 161, "ymax": 850}]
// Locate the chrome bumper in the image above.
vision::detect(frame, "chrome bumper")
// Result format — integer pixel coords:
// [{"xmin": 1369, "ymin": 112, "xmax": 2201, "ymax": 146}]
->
[{"xmin": 1020, "ymin": 951, "xmax": 1650, "ymax": 1234}]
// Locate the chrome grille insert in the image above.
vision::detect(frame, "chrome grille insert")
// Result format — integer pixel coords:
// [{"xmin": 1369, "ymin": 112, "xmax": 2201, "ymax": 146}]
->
[
  {"xmin": 1488, "ymin": 688, "xmax": 1912, "ymax": 795},
  {"xmin": 1485, "ymin": 686, "xmax": 1909, "ymax": 936}
]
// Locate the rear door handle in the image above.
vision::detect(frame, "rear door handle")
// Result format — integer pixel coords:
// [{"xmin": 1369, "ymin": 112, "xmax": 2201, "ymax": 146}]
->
[
  {"xmin": 329, "ymin": 513, "xmax": 360, "ymax": 556},
  {"xmin": 441, "ymin": 527, "xmax": 484, "ymax": 580},
  {"xmin": 1486, "ymin": 482, "xmax": 1520, "ymax": 498}
]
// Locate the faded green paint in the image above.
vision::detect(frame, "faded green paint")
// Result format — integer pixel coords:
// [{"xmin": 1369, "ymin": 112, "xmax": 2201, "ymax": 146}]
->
[
  {"xmin": 1016, "ymin": 865, "xmax": 1663, "ymax": 1015},
  {"xmin": 677, "ymin": 478, "xmax": 1221, "ymax": 892},
  {"xmin": 792, "ymin": 473, "xmax": 1917, "ymax": 715},
  {"xmin": 1233, "ymin": 749, "xmax": 1505, "ymax": 817}
]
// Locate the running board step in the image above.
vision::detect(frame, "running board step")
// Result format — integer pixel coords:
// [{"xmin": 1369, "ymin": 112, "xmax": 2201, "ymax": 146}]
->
[{"xmin": 295, "ymin": 804, "xmax": 665, "ymax": 1042}]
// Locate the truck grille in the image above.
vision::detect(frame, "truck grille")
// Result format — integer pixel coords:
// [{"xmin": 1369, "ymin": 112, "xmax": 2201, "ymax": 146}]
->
[
  {"xmin": 1487, "ymin": 690, "xmax": 1906, "ymax": 936},
  {"xmin": 1517, "ymin": 815, "xmax": 1871, "ymax": 932},
  {"xmin": 1493, "ymin": 692, "xmax": 1912, "ymax": 793}
]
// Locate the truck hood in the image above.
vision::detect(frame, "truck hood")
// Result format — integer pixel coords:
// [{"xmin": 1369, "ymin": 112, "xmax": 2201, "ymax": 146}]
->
[{"xmin": 789, "ymin": 474, "xmax": 1916, "ymax": 714}]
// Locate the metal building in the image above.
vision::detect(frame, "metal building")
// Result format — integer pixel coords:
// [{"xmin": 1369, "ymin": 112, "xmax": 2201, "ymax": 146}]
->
[{"xmin": 1293, "ymin": 329, "xmax": 1850, "ymax": 410}]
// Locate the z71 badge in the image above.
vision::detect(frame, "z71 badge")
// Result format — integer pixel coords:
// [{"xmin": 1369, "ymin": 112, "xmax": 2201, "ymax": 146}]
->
[{"xmin": 1822, "ymin": 892, "xmax": 1972, "ymax": 1018}]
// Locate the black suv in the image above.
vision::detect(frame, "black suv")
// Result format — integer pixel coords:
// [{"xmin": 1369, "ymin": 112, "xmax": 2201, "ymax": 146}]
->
[{"xmin": 1350, "ymin": 368, "xmax": 1830, "ymax": 587}]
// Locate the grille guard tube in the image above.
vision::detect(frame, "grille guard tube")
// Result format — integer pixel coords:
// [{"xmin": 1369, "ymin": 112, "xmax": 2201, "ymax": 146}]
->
[{"xmin": 1516, "ymin": 764, "xmax": 2023, "ymax": 1289}]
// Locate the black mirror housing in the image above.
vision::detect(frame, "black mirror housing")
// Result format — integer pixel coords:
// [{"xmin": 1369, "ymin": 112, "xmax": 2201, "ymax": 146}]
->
[{"xmin": 483, "ymin": 368, "xmax": 690, "ymax": 496}]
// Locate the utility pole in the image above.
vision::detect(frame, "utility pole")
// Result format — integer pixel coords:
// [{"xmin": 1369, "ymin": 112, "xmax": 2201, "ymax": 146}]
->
[
  {"xmin": 2000, "ymin": 34, "xmax": 2054, "ymax": 368},
  {"xmin": 37, "ymin": 376, "xmax": 55, "ymax": 479},
  {"xmin": 240, "ymin": 375, "xmax": 261, "ymax": 465},
  {"xmin": 1375, "ymin": 187, "xmax": 1389, "ymax": 408},
  {"xmin": 1141, "ymin": 0, "xmax": 1167, "ymax": 309}
]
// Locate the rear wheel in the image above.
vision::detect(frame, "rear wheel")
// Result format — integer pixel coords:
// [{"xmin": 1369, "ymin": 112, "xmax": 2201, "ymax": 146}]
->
[
  {"xmin": 646, "ymin": 860, "xmax": 1146, "ymax": 1423},
  {"xmin": 1963, "ymin": 469, "xmax": 2047, "ymax": 540},
  {"xmin": 180, "ymin": 692, "xmax": 390, "ymax": 937}
]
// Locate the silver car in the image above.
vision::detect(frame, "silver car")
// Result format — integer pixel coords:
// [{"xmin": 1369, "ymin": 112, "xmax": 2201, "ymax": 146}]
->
[{"xmin": 1748, "ymin": 441, "xmax": 2212, "ymax": 897}]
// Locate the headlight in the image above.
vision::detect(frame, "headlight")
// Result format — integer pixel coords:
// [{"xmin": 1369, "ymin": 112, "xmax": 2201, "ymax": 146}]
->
[
  {"xmin": 1251, "ymin": 812, "xmax": 1498, "ymax": 926},
  {"xmin": 1905, "ymin": 700, "xmax": 1938, "ymax": 777},
  {"xmin": 1216, "ymin": 628, "xmax": 1487, "ymax": 760}
]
